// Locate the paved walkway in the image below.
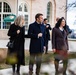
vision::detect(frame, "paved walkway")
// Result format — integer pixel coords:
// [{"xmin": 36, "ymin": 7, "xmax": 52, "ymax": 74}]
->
[{"xmin": 0, "ymin": 59, "xmax": 76, "ymax": 75}]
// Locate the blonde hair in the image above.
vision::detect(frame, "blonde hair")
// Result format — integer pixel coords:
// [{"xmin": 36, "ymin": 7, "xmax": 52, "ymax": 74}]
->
[{"xmin": 14, "ymin": 15, "xmax": 25, "ymax": 27}]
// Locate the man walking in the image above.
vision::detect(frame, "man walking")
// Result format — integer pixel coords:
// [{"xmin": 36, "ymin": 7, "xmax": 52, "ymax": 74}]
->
[
  {"xmin": 43, "ymin": 18, "xmax": 52, "ymax": 54},
  {"xmin": 28, "ymin": 13, "xmax": 46, "ymax": 75}
]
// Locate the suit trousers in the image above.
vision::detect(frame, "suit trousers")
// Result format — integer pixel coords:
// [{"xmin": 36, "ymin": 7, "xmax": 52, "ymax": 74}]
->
[{"xmin": 29, "ymin": 53, "xmax": 42, "ymax": 75}]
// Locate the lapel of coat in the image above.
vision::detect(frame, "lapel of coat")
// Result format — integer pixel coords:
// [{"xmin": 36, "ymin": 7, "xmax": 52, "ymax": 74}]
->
[
  {"xmin": 35, "ymin": 21, "xmax": 41, "ymax": 33},
  {"xmin": 58, "ymin": 28, "xmax": 66, "ymax": 38}
]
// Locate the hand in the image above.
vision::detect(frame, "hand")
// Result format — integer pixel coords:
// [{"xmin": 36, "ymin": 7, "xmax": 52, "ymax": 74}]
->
[
  {"xmin": 46, "ymin": 25, "xmax": 49, "ymax": 28},
  {"xmin": 17, "ymin": 30, "xmax": 20, "ymax": 34},
  {"xmin": 38, "ymin": 33, "xmax": 42, "ymax": 38},
  {"xmin": 53, "ymin": 49, "xmax": 56, "ymax": 53},
  {"xmin": 44, "ymin": 46, "xmax": 46, "ymax": 50}
]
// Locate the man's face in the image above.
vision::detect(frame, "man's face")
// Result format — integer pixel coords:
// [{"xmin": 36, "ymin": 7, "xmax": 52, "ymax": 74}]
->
[{"xmin": 37, "ymin": 15, "xmax": 43, "ymax": 24}]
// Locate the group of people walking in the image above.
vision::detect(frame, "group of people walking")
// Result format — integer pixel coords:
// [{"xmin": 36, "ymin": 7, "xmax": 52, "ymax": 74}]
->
[{"xmin": 6, "ymin": 13, "xmax": 72, "ymax": 75}]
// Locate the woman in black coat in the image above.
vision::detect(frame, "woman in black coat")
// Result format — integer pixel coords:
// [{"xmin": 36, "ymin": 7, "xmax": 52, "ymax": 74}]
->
[
  {"xmin": 7, "ymin": 16, "xmax": 25, "ymax": 75},
  {"xmin": 52, "ymin": 17, "xmax": 69, "ymax": 75}
]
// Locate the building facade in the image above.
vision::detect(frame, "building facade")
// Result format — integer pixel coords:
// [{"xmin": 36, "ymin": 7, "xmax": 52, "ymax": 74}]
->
[{"xmin": 0, "ymin": 0, "xmax": 67, "ymax": 40}]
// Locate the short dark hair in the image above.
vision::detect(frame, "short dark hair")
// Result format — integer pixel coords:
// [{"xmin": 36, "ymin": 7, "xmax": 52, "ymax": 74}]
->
[
  {"xmin": 35, "ymin": 13, "xmax": 43, "ymax": 20},
  {"xmin": 44, "ymin": 18, "xmax": 47, "ymax": 21}
]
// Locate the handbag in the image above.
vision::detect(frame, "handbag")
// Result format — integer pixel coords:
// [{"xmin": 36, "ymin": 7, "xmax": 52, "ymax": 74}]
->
[
  {"xmin": 7, "ymin": 40, "xmax": 14, "ymax": 48},
  {"xmin": 7, "ymin": 34, "xmax": 18, "ymax": 49}
]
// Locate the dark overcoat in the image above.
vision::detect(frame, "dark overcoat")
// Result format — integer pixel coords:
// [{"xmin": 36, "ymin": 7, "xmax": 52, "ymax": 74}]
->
[
  {"xmin": 7, "ymin": 23, "xmax": 25, "ymax": 65},
  {"xmin": 52, "ymin": 27, "xmax": 69, "ymax": 60},
  {"xmin": 52, "ymin": 27, "xmax": 69, "ymax": 50},
  {"xmin": 28, "ymin": 22, "xmax": 46, "ymax": 54}
]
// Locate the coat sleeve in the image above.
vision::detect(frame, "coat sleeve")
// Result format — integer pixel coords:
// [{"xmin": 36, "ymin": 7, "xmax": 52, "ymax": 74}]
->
[
  {"xmin": 48, "ymin": 24, "xmax": 52, "ymax": 30},
  {"xmin": 7, "ymin": 25, "xmax": 17, "ymax": 37},
  {"xmin": 66, "ymin": 36, "xmax": 69, "ymax": 50},
  {"xmin": 52, "ymin": 28, "xmax": 56, "ymax": 49},
  {"xmin": 66, "ymin": 25, "xmax": 72, "ymax": 35},
  {"xmin": 28, "ymin": 24, "xmax": 38, "ymax": 39}
]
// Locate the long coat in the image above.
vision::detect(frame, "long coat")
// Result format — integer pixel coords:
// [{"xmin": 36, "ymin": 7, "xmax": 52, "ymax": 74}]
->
[
  {"xmin": 7, "ymin": 23, "xmax": 25, "ymax": 65},
  {"xmin": 28, "ymin": 21, "xmax": 46, "ymax": 54},
  {"xmin": 52, "ymin": 27, "xmax": 69, "ymax": 50},
  {"xmin": 52, "ymin": 27, "xmax": 69, "ymax": 60}
]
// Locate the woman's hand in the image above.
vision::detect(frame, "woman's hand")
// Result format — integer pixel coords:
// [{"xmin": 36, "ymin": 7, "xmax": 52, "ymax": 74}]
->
[
  {"xmin": 53, "ymin": 49, "xmax": 56, "ymax": 53},
  {"xmin": 17, "ymin": 30, "xmax": 20, "ymax": 34},
  {"xmin": 44, "ymin": 46, "xmax": 46, "ymax": 50}
]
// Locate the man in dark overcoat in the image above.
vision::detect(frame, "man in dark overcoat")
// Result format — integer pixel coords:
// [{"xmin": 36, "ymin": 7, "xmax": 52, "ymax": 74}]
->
[
  {"xmin": 28, "ymin": 13, "xmax": 46, "ymax": 75},
  {"xmin": 43, "ymin": 18, "xmax": 52, "ymax": 54}
]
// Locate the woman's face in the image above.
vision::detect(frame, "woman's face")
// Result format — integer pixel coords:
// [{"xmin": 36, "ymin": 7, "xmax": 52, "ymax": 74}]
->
[
  {"xmin": 60, "ymin": 19, "xmax": 65, "ymax": 27},
  {"xmin": 22, "ymin": 18, "xmax": 25, "ymax": 25}
]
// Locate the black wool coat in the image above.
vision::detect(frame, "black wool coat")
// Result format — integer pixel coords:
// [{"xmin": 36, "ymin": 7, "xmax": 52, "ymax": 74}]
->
[
  {"xmin": 28, "ymin": 22, "xmax": 46, "ymax": 54},
  {"xmin": 7, "ymin": 23, "xmax": 25, "ymax": 65}
]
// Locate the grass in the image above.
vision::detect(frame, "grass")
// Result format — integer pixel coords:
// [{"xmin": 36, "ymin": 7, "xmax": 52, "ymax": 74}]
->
[
  {"xmin": 0, "ymin": 49, "xmax": 76, "ymax": 70},
  {"xmin": 25, "ymin": 50, "xmax": 30, "ymax": 65}
]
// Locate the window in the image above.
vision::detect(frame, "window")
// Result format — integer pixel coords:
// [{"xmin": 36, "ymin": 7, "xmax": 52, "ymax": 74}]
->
[
  {"xmin": 24, "ymin": 4, "xmax": 27, "ymax": 12},
  {"xmin": 3, "ymin": 14, "xmax": 11, "ymax": 29},
  {"xmin": 0, "ymin": 2, "xmax": 2, "ymax": 12},
  {"xmin": 18, "ymin": 3, "xmax": 29, "ymax": 33},
  {"xmin": 0, "ymin": 2, "xmax": 11, "ymax": 29},
  {"xmin": 3, "ymin": 2, "xmax": 11, "ymax": 12},
  {"xmin": 47, "ymin": 2, "xmax": 52, "ymax": 23},
  {"xmin": 19, "ymin": 3, "xmax": 22, "ymax": 11},
  {"xmin": 0, "ymin": 14, "xmax": 1, "ymax": 29},
  {"xmin": 67, "ymin": 0, "xmax": 76, "ymax": 39},
  {"xmin": 25, "ymin": 15, "xmax": 28, "ymax": 31}
]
